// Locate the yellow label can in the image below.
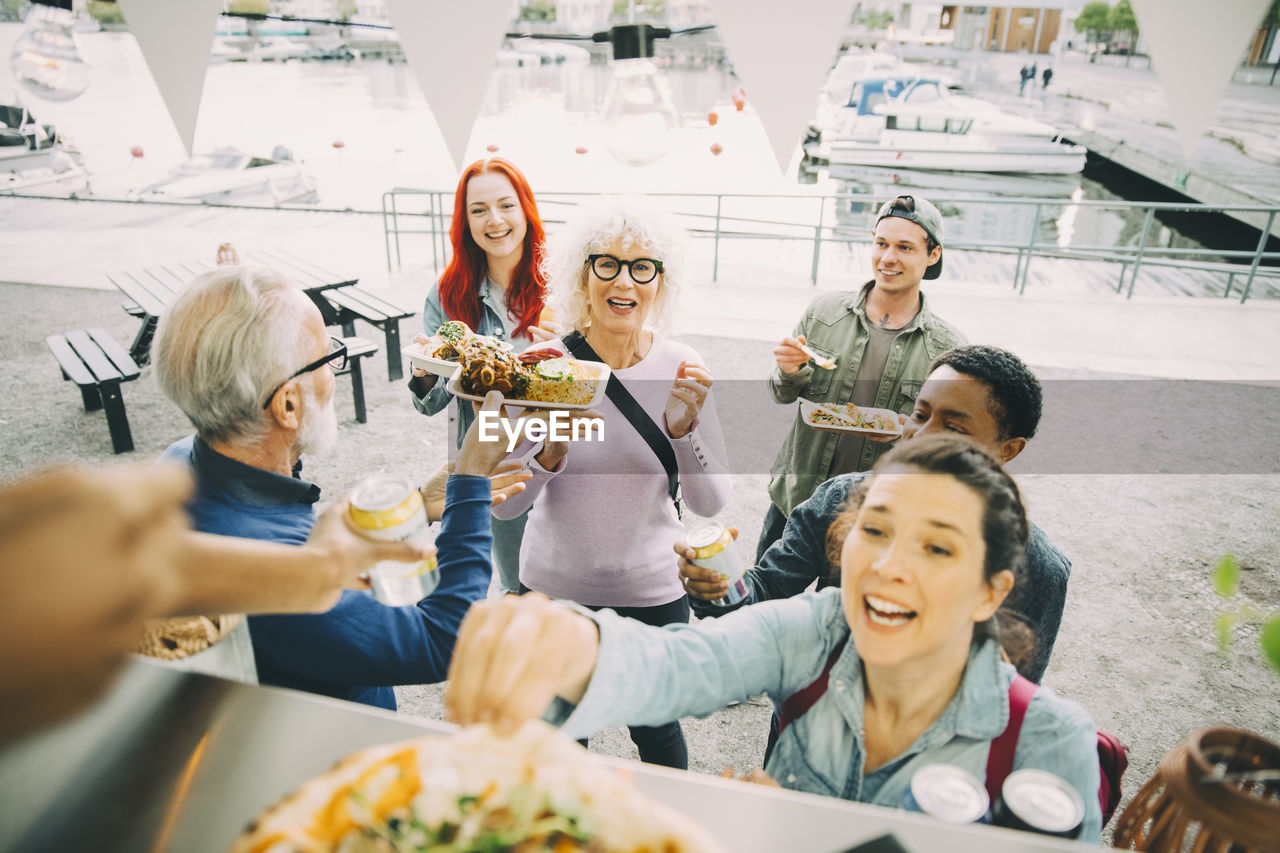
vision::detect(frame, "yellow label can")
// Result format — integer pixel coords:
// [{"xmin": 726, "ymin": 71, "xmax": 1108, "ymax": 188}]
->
[
  {"xmin": 349, "ymin": 474, "xmax": 438, "ymax": 606},
  {"xmin": 686, "ymin": 522, "xmax": 748, "ymax": 607}
]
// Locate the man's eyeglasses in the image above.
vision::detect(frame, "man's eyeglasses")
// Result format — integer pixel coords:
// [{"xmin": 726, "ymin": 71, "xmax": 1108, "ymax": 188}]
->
[
  {"xmin": 586, "ymin": 253, "xmax": 664, "ymax": 285},
  {"xmin": 262, "ymin": 336, "xmax": 347, "ymax": 409}
]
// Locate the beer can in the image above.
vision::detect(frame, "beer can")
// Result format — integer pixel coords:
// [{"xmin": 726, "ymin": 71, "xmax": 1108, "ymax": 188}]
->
[
  {"xmin": 901, "ymin": 764, "xmax": 991, "ymax": 824},
  {"xmin": 993, "ymin": 769, "xmax": 1085, "ymax": 839},
  {"xmin": 686, "ymin": 522, "xmax": 747, "ymax": 607},
  {"xmin": 348, "ymin": 474, "xmax": 438, "ymax": 607}
]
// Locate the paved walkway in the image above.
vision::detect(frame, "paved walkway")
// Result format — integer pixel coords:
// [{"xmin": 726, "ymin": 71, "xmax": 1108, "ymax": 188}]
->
[
  {"xmin": 956, "ymin": 50, "xmax": 1280, "ymax": 231},
  {"xmin": 2, "ymin": 195, "xmax": 1276, "ymax": 383}
]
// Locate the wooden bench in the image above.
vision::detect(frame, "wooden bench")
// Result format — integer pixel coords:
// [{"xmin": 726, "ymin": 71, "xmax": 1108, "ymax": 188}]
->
[
  {"xmin": 46, "ymin": 328, "xmax": 141, "ymax": 454},
  {"xmin": 109, "ymin": 249, "xmax": 360, "ymax": 365},
  {"xmin": 322, "ymin": 287, "xmax": 415, "ymax": 382},
  {"xmin": 336, "ymin": 336, "xmax": 378, "ymax": 424}
]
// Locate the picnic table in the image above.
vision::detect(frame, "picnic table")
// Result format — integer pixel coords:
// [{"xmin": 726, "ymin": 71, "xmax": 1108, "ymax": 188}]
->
[{"xmin": 108, "ymin": 249, "xmax": 357, "ymax": 365}]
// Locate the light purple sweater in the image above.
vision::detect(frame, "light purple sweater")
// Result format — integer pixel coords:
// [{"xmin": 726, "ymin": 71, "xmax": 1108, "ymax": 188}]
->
[{"xmin": 492, "ymin": 337, "xmax": 731, "ymax": 607}]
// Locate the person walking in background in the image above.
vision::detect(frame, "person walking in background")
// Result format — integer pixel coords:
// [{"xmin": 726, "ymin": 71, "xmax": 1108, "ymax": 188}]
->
[
  {"xmin": 1019, "ymin": 63, "xmax": 1031, "ymax": 94},
  {"xmin": 758, "ymin": 195, "xmax": 965, "ymax": 562},
  {"xmin": 492, "ymin": 197, "xmax": 731, "ymax": 770},
  {"xmin": 408, "ymin": 157, "xmax": 555, "ymax": 596},
  {"xmin": 1042, "ymin": 66, "xmax": 1054, "ymax": 88}
]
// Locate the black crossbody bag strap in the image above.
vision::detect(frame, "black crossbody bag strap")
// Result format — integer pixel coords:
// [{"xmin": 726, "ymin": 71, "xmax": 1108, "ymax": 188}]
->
[{"xmin": 562, "ymin": 331, "xmax": 680, "ymax": 511}]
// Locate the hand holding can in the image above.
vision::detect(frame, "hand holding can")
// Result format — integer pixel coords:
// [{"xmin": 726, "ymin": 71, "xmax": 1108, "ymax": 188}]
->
[
  {"xmin": 348, "ymin": 474, "xmax": 438, "ymax": 607},
  {"xmin": 685, "ymin": 522, "xmax": 748, "ymax": 608}
]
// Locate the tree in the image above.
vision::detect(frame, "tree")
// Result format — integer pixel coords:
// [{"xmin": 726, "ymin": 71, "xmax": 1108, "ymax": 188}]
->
[
  {"xmin": 335, "ymin": 0, "xmax": 357, "ymax": 23},
  {"xmin": 86, "ymin": 1, "xmax": 124, "ymax": 25},
  {"xmin": 226, "ymin": 0, "xmax": 268, "ymax": 40},
  {"xmin": 1074, "ymin": 1, "xmax": 1111, "ymax": 46},
  {"xmin": 1109, "ymin": 0, "xmax": 1138, "ymax": 63},
  {"xmin": 517, "ymin": 0, "xmax": 556, "ymax": 22},
  {"xmin": 610, "ymin": 0, "xmax": 666, "ymax": 23},
  {"xmin": 0, "ymin": 0, "xmax": 27, "ymax": 23},
  {"xmin": 1109, "ymin": 0, "xmax": 1137, "ymax": 41}
]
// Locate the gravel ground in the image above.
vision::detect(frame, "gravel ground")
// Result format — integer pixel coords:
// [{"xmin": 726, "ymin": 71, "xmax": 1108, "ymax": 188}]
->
[{"xmin": 4, "ymin": 280, "xmax": 1278, "ymax": 842}]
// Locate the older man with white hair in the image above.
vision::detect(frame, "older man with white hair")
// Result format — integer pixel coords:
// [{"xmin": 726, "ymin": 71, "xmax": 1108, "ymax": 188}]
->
[{"xmin": 152, "ymin": 265, "xmax": 517, "ymax": 709}]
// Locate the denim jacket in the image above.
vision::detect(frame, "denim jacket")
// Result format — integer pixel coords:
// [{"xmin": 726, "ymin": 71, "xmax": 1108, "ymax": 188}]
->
[
  {"xmin": 767, "ymin": 283, "xmax": 965, "ymax": 514},
  {"xmin": 692, "ymin": 472, "xmax": 1072, "ymax": 684},
  {"xmin": 409, "ymin": 279, "xmax": 532, "ymax": 447},
  {"xmin": 551, "ymin": 588, "xmax": 1101, "ymax": 841}
]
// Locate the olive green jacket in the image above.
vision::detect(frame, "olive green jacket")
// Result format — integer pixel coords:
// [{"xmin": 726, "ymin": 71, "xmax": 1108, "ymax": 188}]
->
[{"xmin": 767, "ymin": 283, "xmax": 966, "ymax": 515}]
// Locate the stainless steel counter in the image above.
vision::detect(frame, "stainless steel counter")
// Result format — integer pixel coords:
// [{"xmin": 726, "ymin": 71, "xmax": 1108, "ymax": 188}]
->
[{"xmin": 0, "ymin": 658, "xmax": 1097, "ymax": 852}]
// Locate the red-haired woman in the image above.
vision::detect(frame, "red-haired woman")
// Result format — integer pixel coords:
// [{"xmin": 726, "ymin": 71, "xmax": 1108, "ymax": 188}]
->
[{"xmin": 409, "ymin": 158, "xmax": 554, "ymax": 594}]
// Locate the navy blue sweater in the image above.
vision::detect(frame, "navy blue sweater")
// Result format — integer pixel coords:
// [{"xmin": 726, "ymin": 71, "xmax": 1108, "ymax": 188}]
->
[{"xmin": 161, "ymin": 437, "xmax": 492, "ymax": 709}]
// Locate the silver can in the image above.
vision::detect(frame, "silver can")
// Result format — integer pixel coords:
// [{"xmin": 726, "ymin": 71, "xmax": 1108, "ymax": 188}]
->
[
  {"xmin": 901, "ymin": 764, "xmax": 991, "ymax": 824},
  {"xmin": 348, "ymin": 474, "xmax": 438, "ymax": 607},
  {"xmin": 993, "ymin": 769, "xmax": 1085, "ymax": 838},
  {"xmin": 687, "ymin": 521, "xmax": 748, "ymax": 607}
]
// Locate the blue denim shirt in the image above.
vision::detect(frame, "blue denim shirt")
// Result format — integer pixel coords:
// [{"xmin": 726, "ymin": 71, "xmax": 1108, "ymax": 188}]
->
[
  {"xmin": 551, "ymin": 588, "xmax": 1101, "ymax": 841},
  {"xmin": 410, "ymin": 278, "xmax": 529, "ymax": 447},
  {"xmin": 692, "ymin": 471, "xmax": 1072, "ymax": 683}
]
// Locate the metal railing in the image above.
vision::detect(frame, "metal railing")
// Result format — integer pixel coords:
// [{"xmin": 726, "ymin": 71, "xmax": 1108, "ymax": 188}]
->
[{"xmin": 381, "ymin": 189, "xmax": 1280, "ymax": 303}]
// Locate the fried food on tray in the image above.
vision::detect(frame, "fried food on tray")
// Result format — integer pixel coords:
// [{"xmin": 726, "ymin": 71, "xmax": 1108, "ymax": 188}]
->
[
  {"xmin": 457, "ymin": 338, "xmax": 530, "ymax": 398},
  {"xmin": 456, "ymin": 344, "xmax": 602, "ymax": 406},
  {"xmin": 228, "ymin": 721, "xmax": 724, "ymax": 853}
]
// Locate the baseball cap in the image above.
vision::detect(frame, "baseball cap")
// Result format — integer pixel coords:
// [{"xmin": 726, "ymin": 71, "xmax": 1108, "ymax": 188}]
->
[{"xmin": 875, "ymin": 195, "xmax": 945, "ymax": 280}]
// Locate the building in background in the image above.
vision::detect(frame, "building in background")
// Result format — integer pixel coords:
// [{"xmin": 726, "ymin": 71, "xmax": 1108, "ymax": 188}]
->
[{"xmin": 848, "ymin": 2, "xmax": 1072, "ymax": 55}]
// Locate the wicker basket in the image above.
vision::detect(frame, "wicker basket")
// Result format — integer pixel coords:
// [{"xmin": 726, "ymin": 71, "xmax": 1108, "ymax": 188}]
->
[{"xmin": 1112, "ymin": 727, "xmax": 1280, "ymax": 851}]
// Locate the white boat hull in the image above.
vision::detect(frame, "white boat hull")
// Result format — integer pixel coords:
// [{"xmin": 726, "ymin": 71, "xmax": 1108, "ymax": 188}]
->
[
  {"xmin": 131, "ymin": 160, "xmax": 319, "ymax": 206},
  {"xmin": 0, "ymin": 164, "xmax": 88, "ymax": 195},
  {"xmin": 821, "ymin": 135, "xmax": 1086, "ymax": 175},
  {"xmin": 1, "ymin": 147, "xmax": 88, "ymax": 195}
]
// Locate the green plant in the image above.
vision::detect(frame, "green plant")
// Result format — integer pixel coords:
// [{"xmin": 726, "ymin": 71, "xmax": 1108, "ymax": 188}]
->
[
  {"xmin": 851, "ymin": 8, "xmax": 895, "ymax": 30},
  {"xmin": 86, "ymin": 0, "xmax": 123, "ymax": 25},
  {"xmin": 611, "ymin": 0, "xmax": 665, "ymax": 22},
  {"xmin": 1109, "ymin": 0, "xmax": 1137, "ymax": 37},
  {"xmin": 1074, "ymin": 1, "xmax": 1111, "ymax": 43},
  {"xmin": 517, "ymin": 0, "xmax": 556, "ymax": 23},
  {"xmin": 226, "ymin": 0, "xmax": 269, "ymax": 15},
  {"xmin": 1213, "ymin": 553, "xmax": 1280, "ymax": 673}
]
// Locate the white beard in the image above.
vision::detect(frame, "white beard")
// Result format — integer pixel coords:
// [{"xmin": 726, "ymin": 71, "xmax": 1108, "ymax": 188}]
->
[{"xmin": 297, "ymin": 386, "xmax": 338, "ymax": 458}]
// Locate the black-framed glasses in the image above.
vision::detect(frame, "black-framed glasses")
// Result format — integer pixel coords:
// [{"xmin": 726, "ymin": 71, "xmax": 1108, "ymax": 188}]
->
[
  {"xmin": 586, "ymin": 253, "xmax": 664, "ymax": 285},
  {"xmin": 262, "ymin": 336, "xmax": 347, "ymax": 409}
]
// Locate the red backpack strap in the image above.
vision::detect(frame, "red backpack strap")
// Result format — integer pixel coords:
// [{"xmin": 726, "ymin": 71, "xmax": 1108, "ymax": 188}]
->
[
  {"xmin": 777, "ymin": 646, "xmax": 843, "ymax": 734},
  {"xmin": 985, "ymin": 673, "xmax": 1037, "ymax": 805}
]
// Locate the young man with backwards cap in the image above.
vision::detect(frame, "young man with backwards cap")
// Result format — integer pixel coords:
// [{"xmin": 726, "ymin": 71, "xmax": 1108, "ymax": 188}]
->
[{"xmin": 759, "ymin": 194, "xmax": 966, "ymax": 559}]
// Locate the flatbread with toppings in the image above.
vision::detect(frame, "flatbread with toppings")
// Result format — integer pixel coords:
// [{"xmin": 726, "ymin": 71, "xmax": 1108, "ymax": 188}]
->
[{"xmin": 229, "ymin": 721, "xmax": 724, "ymax": 853}]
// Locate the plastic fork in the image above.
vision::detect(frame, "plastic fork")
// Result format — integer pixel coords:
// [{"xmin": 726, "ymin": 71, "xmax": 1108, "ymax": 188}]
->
[{"xmin": 797, "ymin": 341, "xmax": 836, "ymax": 370}]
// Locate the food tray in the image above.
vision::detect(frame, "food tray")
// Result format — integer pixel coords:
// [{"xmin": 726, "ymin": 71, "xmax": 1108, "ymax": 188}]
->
[
  {"xmin": 799, "ymin": 400, "xmax": 902, "ymax": 437},
  {"xmin": 446, "ymin": 359, "xmax": 611, "ymax": 410},
  {"xmin": 404, "ymin": 335, "xmax": 514, "ymax": 378},
  {"xmin": 402, "ymin": 341, "xmax": 460, "ymax": 378}
]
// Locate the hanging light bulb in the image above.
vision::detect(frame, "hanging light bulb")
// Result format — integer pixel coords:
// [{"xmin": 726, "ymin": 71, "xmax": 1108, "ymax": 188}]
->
[
  {"xmin": 594, "ymin": 24, "xmax": 679, "ymax": 167},
  {"xmin": 10, "ymin": 0, "xmax": 91, "ymax": 102}
]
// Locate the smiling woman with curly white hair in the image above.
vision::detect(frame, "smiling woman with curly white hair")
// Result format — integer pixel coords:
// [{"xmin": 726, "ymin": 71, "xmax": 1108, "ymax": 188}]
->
[
  {"xmin": 541, "ymin": 196, "xmax": 687, "ymax": 336},
  {"xmin": 494, "ymin": 195, "xmax": 730, "ymax": 772}
]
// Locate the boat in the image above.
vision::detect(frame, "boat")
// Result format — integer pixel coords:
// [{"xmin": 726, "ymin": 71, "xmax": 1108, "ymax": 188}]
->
[
  {"xmin": 128, "ymin": 146, "xmax": 319, "ymax": 206},
  {"xmin": 806, "ymin": 77, "xmax": 1086, "ymax": 175},
  {"xmin": 0, "ymin": 104, "xmax": 89, "ymax": 195},
  {"xmin": 827, "ymin": 163, "xmax": 1082, "ymax": 198}
]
